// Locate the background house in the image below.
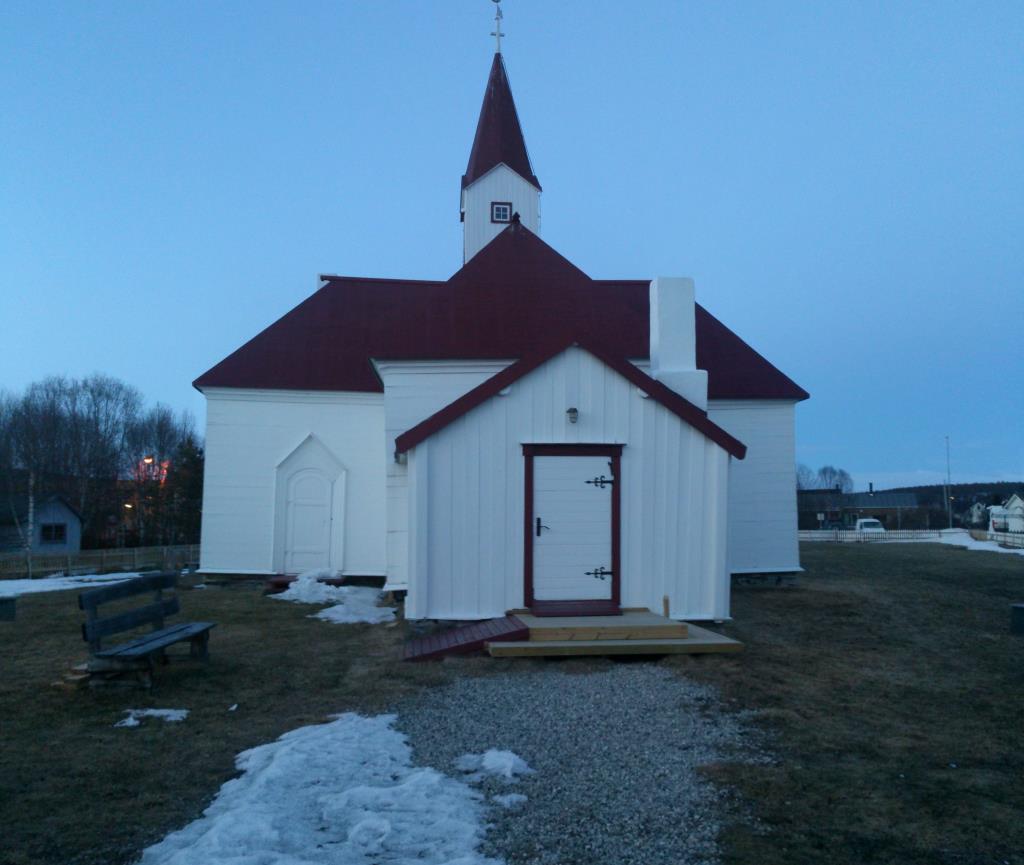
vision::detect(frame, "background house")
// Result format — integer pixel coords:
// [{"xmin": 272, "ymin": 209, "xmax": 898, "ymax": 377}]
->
[
  {"xmin": 990, "ymin": 494, "xmax": 1024, "ymax": 533},
  {"xmin": 798, "ymin": 489, "xmax": 922, "ymax": 529},
  {"xmin": 0, "ymin": 495, "xmax": 83, "ymax": 555}
]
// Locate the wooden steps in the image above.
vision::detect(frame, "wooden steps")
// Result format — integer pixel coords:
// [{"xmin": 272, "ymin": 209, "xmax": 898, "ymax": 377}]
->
[
  {"xmin": 528, "ymin": 600, "xmax": 622, "ymax": 617},
  {"xmin": 515, "ymin": 611, "xmax": 688, "ymax": 641},
  {"xmin": 487, "ymin": 622, "xmax": 743, "ymax": 657},
  {"xmin": 401, "ymin": 610, "xmax": 741, "ymax": 661},
  {"xmin": 403, "ymin": 615, "xmax": 529, "ymax": 661}
]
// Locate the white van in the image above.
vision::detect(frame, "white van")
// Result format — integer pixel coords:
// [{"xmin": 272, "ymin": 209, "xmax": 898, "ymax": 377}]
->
[{"xmin": 855, "ymin": 518, "xmax": 886, "ymax": 534}]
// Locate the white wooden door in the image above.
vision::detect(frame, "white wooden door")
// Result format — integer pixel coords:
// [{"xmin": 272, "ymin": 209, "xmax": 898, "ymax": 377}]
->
[
  {"xmin": 533, "ymin": 455, "xmax": 613, "ymax": 601},
  {"xmin": 284, "ymin": 469, "xmax": 332, "ymax": 573}
]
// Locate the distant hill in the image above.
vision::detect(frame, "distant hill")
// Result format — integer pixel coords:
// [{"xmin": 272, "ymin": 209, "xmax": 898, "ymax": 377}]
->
[{"xmin": 878, "ymin": 481, "xmax": 1022, "ymax": 507}]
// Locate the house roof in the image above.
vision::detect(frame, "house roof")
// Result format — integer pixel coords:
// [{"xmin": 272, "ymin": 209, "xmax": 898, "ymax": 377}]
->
[
  {"xmin": 797, "ymin": 490, "xmax": 919, "ymax": 509},
  {"xmin": 193, "ymin": 222, "xmax": 809, "ymax": 402},
  {"xmin": 845, "ymin": 492, "xmax": 920, "ymax": 509},
  {"xmin": 394, "ymin": 337, "xmax": 747, "ymax": 459},
  {"xmin": 462, "ymin": 53, "xmax": 541, "ymax": 191},
  {"xmin": 1, "ymin": 494, "xmax": 81, "ymax": 527}
]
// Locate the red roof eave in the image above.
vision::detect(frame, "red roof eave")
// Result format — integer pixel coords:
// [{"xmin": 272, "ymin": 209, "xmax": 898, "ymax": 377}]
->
[{"xmin": 394, "ymin": 337, "xmax": 747, "ymax": 460}]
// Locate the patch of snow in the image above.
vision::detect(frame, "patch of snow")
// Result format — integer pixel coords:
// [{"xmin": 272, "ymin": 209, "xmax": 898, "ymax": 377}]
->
[
  {"xmin": 273, "ymin": 568, "xmax": 343, "ymax": 603},
  {"xmin": 272, "ymin": 569, "xmax": 396, "ymax": 625},
  {"xmin": 935, "ymin": 530, "xmax": 1024, "ymax": 557},
  {"xmin": 115, "ymin": 709, "xmax": 190, "ymax": 728},
  {"xmin": 455, "ymin": 750, "xmax": 535, "ymax": 783},
  {"xmin": 491, "ymin": 793, "xmax": 528, "ymax": 809},
  {"xmin": 138, "ymin": 713, "xmax": 502, "ymax": 865},
  {"xmin": 0, "ymin": 572, "xmax": 142, "ymax": 599},
  {"xmin": 312, "ymin": 589, "xmax": 396, "ymax": 625}
]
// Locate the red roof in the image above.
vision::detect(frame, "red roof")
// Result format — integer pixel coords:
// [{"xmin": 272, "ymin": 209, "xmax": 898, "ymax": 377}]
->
[
  {"xmin": 395, "ymin": 337, "xmax": 748, "ymax": 460},
  {"xmin": 462, "ymin": 53, "xmax": 540, "ymax": 191},
  {"xmin": 193, "ymin": 222, "xmax": 808, "ymax": 402}
]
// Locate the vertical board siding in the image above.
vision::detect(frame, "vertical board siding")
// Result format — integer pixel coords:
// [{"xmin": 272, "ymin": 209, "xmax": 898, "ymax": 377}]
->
[
  {"xmin": 200, "ymin": 391, "xmax": 386, "ymax": 575},
  {"xmin": 707, "ymin": 400, "xmax": 801, "ymax": 573},
  {"xmin": 463, "ymin": 165, "xmax": 541, "ymax": 262},
  {"xmin": 409, "ymin": 348, "xmax": 731, "ymax": 621},
  {"xmin": 378, "ymin": 361, "xmax": 511, "ymax": 588}
]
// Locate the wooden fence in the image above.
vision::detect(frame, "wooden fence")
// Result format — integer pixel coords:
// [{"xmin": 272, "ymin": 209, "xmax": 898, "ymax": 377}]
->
[
  {"xmin": 975, "ymin": 530, "xmax": 1024, "ymax": 549},
  {"xmin": 799, "ymin": 529, "xmax": 943, "ymax": 543},
  {"xmin": 0, "ymin": 544, "xmax": 200, "ymax": 580},
  {"xmin": 801, "ymin": 528, "xmax": 1024, "ymax": 548}
]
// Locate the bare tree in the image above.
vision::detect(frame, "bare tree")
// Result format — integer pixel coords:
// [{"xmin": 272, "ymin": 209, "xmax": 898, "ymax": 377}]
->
[
  {"xmin": 817, "ymin": 465, "xmax": 854, "ymax": 493},
  {"xmin": 3, "ymin": 386, "xmax": 61, "ymax": 576},
  {"xmin": 67, "ymin": 374, "xmax": 143, "ymax": 529},
  {"xmin": 796, "ymin": 463, "xmax": 817, "ymax": 490},
  {"xmin": 125, "ymin": 405, "xmax": 196, "ymax": 545}
]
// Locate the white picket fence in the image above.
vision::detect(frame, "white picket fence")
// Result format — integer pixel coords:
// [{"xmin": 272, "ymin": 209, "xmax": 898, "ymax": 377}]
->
[
  {"xmin": 984, "ymin": 530, "xmax": 1024, "ymax": 549},
  {"xmin": 0, "ymin": 544, "xmax": 200, "ymax": 579},
  {"xmin": 799, "ymin": 529, "xmax": 943, "ymax": 543},
  {"xmin": 800, "ymin": 528, "xmax": 1024, "ymax": 548}
]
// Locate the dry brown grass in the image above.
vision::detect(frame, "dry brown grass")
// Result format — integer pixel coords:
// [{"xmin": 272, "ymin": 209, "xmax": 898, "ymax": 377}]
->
[
  {"xmin": 0, "ymin": 579, "xmax": 455, "ymax": 865},
  {"xmin": 2, "ymin": 543, "xmax": 1022, "ymax": 865},
  {"xmin": 671, "ymin": 542, "xmax": 1024, "ymax": 865}
]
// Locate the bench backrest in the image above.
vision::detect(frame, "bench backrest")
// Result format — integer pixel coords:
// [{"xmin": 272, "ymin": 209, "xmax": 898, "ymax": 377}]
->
[{"xmin": 79, "ymin": 572, "xmax": 180, "ymax": 653}]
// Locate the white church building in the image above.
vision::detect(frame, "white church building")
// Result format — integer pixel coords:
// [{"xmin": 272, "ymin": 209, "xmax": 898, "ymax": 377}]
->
[{"xmin": 194, "ymin": 51, "xmax": 809, "ymax": 622}]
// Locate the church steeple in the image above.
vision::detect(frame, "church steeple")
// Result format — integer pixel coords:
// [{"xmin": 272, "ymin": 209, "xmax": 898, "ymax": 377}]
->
[
  {"xmin": 462, "ymin": 53, "xmax": 541, "ymax": 192},
  {"xmin": 461, "ymin": 47, "xmax": 542, "ymax": 262}
]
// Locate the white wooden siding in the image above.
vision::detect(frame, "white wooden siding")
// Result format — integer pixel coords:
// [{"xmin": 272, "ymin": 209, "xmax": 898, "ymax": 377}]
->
[
  {"xmin": 707, "ymin": 400, "xmax": 801, "ymax": 573},
  {"xmin": 375, "ymin": 361, "xmax": 512, "ymax": 589},
  {"xmin": 404, "ymin": 347, "xmax": 732, "ymax": 621},
  {"xmin": 462, "ymin": 164, "xmax": 540, "ymax": 262},
  {"xmin": 199, "ymin": 388, "xmax": 386, "ymax": 576}
]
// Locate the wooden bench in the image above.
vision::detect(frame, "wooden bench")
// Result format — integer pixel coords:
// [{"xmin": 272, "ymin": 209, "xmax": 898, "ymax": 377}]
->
[{"xmin": 79, "ymin": 572, "xmax": 215, "ymax": 687}]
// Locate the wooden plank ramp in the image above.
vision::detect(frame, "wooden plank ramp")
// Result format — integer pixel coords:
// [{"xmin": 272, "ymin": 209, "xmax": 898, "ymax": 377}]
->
[
  {"xmin": 403, "ymin": 616, "xmax": 529, "ymax": 661},
  {"xmin": 487, "ymin": 622, "xmax": 742, "ymax": 657}
]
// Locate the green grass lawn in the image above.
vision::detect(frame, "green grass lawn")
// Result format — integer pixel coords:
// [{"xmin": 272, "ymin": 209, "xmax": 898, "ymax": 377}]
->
[{"xmin": 1, "ymin": 543, "xmax": 1022, "ymax": 865}]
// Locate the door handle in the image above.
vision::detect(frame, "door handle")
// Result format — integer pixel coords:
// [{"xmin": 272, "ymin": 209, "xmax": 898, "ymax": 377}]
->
[{"xmin": 536, "ymin": 517, "xmax": 550, "ymax": 537}]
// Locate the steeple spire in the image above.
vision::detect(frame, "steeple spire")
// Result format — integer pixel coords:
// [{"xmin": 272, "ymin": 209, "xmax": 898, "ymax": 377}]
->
[
  {"xmin": 460, "ymin": 20, "xmax": 542, "ymax": 263},
  {"xmin": 461, "ymin": 52, "xmax": 540, "ymax": 191}
]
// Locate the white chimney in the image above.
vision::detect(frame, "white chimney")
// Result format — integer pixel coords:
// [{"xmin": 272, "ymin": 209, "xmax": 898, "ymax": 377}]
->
[{"xmin": 649, "ymin": 277, "xmax": 708, "ymax": 410}]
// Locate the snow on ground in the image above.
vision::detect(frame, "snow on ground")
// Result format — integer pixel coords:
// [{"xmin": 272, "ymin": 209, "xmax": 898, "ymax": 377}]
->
[
  {"xmin": 455, "ymin": 750, "xmax": 534, "ymax": 782},
  {"xmin": 0, "ymin": 572, "xmax": 141, "ymax": 598},
  {"xmin": 935, "ymin": 530, "xmax": 1024, "ymax": 557},
  {"xmin": 138, "ymin": 713, "xmax": 502, "ymax": 865},
  {"xmin": 272, "ymin": 569, "xmax": 396, "ymax": 625},
  {"xmin": 491, "ymin": 793, "xmax": 528, "ymax": 809},
  {"xmin": 115, "ymin": 709, "xmax": 190, "ymax": 728}
]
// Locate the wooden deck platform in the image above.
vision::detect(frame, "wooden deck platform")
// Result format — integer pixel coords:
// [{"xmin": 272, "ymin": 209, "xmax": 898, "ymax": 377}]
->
[
  {"xmin": 401, "ymin": 610, "xmax": 741, "ymax": 661},
  {"xmin": 515, "ymin": 610, "xmax": 688, "ymax": 641},
  {"xmin": 487, "ymin": 621, "xmax": 742, "ymax": 657}
]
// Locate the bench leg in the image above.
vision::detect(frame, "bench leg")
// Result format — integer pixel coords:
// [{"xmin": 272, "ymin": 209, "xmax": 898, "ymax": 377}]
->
[{"xmin": 190, "ymin": 631, "xmax": 210, "ymax": 661}]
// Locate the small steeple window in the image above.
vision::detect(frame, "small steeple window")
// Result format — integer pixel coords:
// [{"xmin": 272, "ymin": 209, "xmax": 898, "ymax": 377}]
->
[{"xmin": 490, "ymin": 202, "xmax": 513, "ymax": 223}]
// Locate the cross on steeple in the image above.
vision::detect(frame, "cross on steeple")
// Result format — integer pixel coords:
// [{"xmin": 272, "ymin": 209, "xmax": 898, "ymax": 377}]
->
[{"xmin": 490, "ymin": 0, "xmax": 504, "ymax": 54}]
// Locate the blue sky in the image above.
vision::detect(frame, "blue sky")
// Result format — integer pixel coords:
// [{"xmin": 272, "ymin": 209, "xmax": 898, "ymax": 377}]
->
[{"xmin": 2, "ymin": 1, "xmax": 1021, "ymax": 490}]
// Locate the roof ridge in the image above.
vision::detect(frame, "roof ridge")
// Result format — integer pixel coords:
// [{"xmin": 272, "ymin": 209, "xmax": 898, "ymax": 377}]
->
[
  {"xmin": 395, "ymin": 337, "xmax": 746, "ymax": 459},
  {"xmin": 319, "ymin": 275, "xmax": 445, "ymax": 286}
]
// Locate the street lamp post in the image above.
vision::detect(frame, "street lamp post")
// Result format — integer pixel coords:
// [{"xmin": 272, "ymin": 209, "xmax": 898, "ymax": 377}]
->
[{"xmin": 945, "ymin": 436, "xmax": 953, "ymax": 529}]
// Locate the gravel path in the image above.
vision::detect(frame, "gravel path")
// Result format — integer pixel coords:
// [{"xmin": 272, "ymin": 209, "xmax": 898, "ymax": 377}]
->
[{"xmin": 393, "ymin": 661, "xmax": 763, "ymax": 865}]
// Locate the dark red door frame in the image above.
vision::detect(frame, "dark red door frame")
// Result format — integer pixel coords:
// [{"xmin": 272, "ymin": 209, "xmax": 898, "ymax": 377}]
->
[{"xmin": 522, "ymin": 444, "xmax": 623, "ymax": 610}]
